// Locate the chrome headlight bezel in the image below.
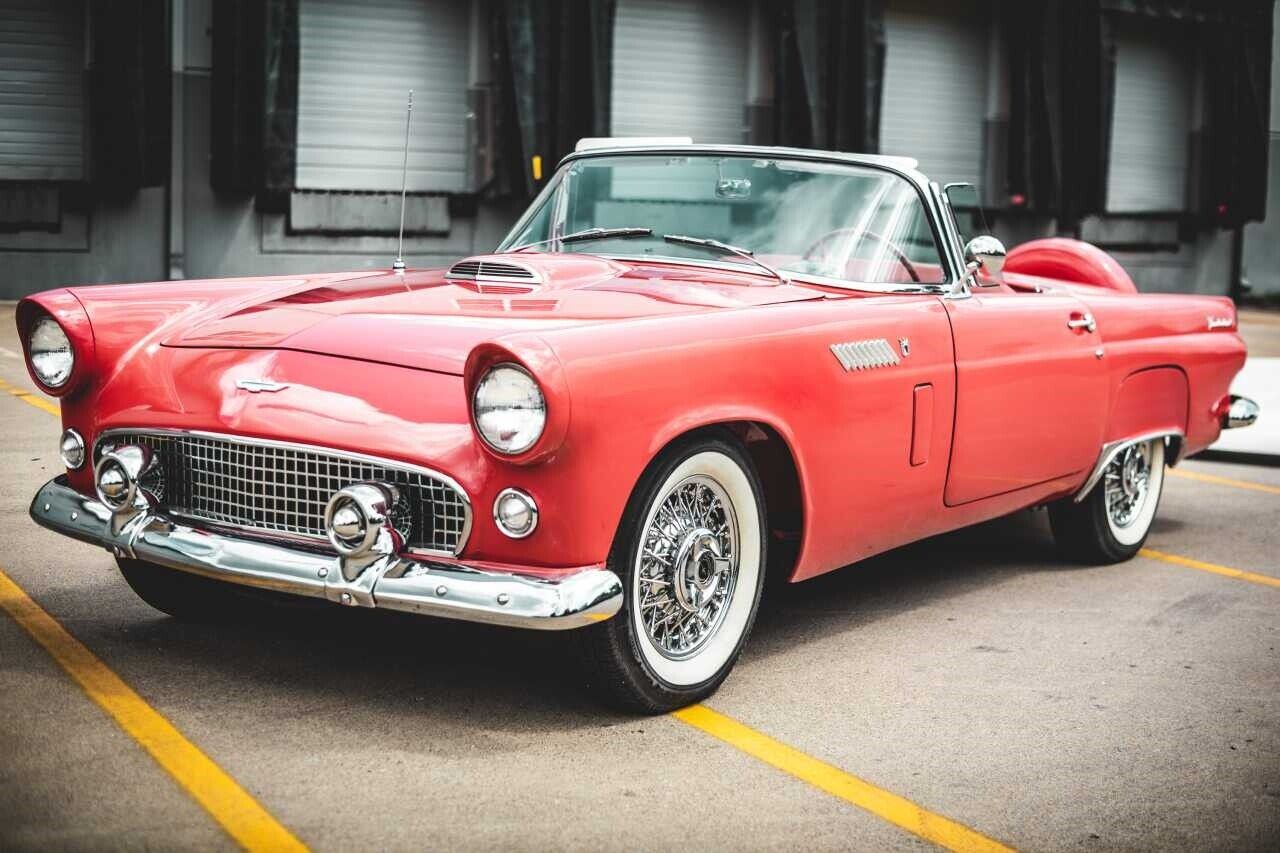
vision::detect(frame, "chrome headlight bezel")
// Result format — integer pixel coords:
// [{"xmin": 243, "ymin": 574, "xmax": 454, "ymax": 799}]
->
[
  {"xmin": 28, "ymin": 314, "xmax": 75, "ymax": 389},
  {"xmin": 471, "ymin": 363, "xmax": 547, "ymax": 455}
]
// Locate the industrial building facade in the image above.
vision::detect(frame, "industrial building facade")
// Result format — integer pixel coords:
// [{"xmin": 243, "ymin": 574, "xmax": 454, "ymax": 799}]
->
[{"xmin": 0, "ymin": 0, "xmax": 1275, "ymax": 299}]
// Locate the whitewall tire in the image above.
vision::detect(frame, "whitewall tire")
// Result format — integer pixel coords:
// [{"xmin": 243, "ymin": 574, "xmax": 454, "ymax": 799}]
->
[
  {"xmin": 1050, "ymin": 437, "xmax": 1166, "ymax": 564},
  {"xmin": 579, "ymin": 433, "xmax": 767, "ymax": 713}
]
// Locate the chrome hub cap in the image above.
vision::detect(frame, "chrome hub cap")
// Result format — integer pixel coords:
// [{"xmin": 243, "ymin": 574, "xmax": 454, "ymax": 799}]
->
[
  {"xmin": 1105, "ymin": 443, "xmax": 1151, "ymax": 529},
  {"xmin": 671, "ymin": 528, "xmax": 731, "ymax": 612},
  {"xmin": 638, "ymin": 475, "xmax": 738, "ymax": 660}
]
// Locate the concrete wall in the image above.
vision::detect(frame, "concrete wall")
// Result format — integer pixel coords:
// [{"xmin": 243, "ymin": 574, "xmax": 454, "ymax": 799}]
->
[
  {"xmin": 0, "ymin": 0, "xmax": 1255, "ymax": 299},
  {"xmin": 177, "ymin": 71, "xmax": 518, "ymax": 281},
  {"xmin": 174, "ymin": 0, "xmax": 517, "ymax": 282},
  {"xmin": 0, "ymin": 189, "xmax": 167, "ymax": 299},
  {"xmin": 1241, "ymin": 0, "xmax": 1280, "ymax": 298}
]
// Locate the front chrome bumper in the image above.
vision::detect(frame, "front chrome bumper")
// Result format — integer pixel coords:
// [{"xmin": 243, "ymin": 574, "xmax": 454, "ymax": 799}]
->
[{"xmin": 30, "ymin": 477, "xmax": 622, "ymax": 630}]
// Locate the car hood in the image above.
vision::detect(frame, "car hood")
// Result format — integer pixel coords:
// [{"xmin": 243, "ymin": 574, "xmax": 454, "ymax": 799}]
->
[{"xmin": 160, "ymin": 254, "xmax": 825, "ymax": 375}]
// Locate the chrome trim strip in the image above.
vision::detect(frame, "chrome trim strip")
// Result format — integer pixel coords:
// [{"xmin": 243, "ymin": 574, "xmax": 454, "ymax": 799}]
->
[
  {"xmin": 94, "ymin": 428, "xmax": 473, "ymax": 557},
  {"xmin": 1073, "ymin": 430, "xmax": 1183, "ymax": 503},
  {"xmin": 30, "ymin": 477, "xmax": 621, "ymax": 631}
]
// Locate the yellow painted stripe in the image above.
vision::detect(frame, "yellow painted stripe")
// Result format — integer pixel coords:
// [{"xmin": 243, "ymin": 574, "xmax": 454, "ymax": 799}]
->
[
  {"xmin": 1139, "ymin": 548, "xmax": 1280, "ymax": 589},
  {"xmin": 673, "ymin": 704, "xmax": 1013, "ymax": 853},
  {"xmin": 0, "ymin": 375, "xmax": 60, "ymax": 416},
  {"xmin": 0, "ymin": 568, "xmax": 309, "ymax": 852},
  {"xmin": 1168, "ymin": 467, "xmax": 1280, "ymax": 496}
]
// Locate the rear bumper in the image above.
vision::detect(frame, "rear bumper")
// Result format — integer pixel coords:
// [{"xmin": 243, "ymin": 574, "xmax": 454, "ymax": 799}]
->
[{"xmin": 30, "ymin": 477, "xmax": 622, "ymax": 631}]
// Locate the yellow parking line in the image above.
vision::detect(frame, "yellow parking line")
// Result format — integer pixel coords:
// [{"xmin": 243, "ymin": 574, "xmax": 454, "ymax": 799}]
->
[
  {"xmin": 1139, "ymin": 548, "xmax": 1280, "ymax": 589},
  {"xmin": 674, "ymin": 704, "xmax": 1014, "ymax": 852},
  {"xmin": 0, "ymin": 375, "xmax": 60, "ymax": 417},
  {"xmin": 0, "ymin": 569, "xmax": 308, "ymax": 852},
  {"xmin": 1168, "ymin": 468, "xmax": 1280, "ymax": 496}
]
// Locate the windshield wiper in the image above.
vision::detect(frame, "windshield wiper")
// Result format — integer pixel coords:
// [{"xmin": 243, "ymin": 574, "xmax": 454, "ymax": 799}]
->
[
  {"xmin": 509, "ymin": 227, "xmax": 652, "ymax": 253},
  {"xmin": 662, "ymin": 234, "xmax": 787, "ymax": 285}
]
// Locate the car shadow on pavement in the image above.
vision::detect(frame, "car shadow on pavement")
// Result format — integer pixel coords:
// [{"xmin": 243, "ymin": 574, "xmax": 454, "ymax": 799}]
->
[
  {"xmin": 750, "ymin": 508, "xmax": 1088, "ymax": 654},
  {"xmin": 48, "ymin": 508, "xmax": 1094, "ymax": 726}
]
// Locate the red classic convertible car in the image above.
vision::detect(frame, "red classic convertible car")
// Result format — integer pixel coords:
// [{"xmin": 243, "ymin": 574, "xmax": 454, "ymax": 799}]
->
[{"xmin": 19, "ymin": 142, "xmax": 1258, "ymax": 712}]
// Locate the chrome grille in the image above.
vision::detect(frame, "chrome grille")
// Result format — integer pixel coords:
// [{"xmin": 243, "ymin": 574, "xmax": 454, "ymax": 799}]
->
[{"xmin": 95, "ymin": 431, "xmax": 470, "ymax": 555}]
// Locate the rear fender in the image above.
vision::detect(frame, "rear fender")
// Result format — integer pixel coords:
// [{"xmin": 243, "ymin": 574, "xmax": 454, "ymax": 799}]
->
[{"xmin": 1106, "ymin": 366, "xmax": 1189, "ymax": 460}]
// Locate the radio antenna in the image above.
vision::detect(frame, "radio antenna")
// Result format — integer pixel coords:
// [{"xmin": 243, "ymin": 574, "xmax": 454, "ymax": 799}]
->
[{"xmin": 392, "ymin": 89, "xmax": 413, "ymax": 273}]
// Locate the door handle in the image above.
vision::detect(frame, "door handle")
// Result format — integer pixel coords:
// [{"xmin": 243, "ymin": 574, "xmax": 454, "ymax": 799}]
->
[{"xmin": 1067, "ymin": 312, "xmax": 1096, "ymax": 333}]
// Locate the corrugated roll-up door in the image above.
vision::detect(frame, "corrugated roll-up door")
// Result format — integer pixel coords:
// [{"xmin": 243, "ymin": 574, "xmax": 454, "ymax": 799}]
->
[
  {"xmin": 611, "ymin": 0, "xmax": 748, "ymax": 143},
  {"xmin": 1105, "ymin": 19, "xmax": 1192, "ymax": 213},
  {"xmin": 0, "ymin": 0, "xmax": 84, "ymax": 181},
  {"xmin": 879, "ymin": 0, "xmax": 986, "ymax": 187},
  {"xmin": 296, "ymin": 0, "xmax": 469, "ymax": 192}
]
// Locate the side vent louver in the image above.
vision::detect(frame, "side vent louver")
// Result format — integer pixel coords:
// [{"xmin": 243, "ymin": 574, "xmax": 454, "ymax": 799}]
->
[{"xmin": 447, "ymin": 258, "xmax": 541, "ymax": 283}]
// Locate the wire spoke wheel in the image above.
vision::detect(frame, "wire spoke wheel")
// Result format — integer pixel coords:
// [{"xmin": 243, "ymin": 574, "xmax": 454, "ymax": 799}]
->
[
  {"xmin": 582, "ymin": 437, "xmax": 764, "ymax": 711},
  {"xmin": 636, "ymin": 475, "xmax": 739, "ymax": 661},
  {"xmin": 1051, "ymin": 435, "xmax": 1166, "ymax": 564},
  {"xmin": 1103, "ymin": 442, "xmax": 1153, "ymax": 530}
]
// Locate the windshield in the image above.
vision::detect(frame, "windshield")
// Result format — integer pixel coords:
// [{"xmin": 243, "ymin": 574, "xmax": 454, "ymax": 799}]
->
[{"xmin": 498, "ymin": 154, "xmax": 948, "ymax": 287}]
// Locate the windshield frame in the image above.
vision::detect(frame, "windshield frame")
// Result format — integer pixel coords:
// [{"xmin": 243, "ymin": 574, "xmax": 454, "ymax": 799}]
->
[{"xmin": 496, "ymin": 144, "xmax": 967, "ymax": 296}]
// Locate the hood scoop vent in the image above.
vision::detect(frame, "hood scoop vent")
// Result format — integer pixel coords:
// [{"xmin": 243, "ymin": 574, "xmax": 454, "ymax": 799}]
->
[{"xmin": 446, "ymin": 257, "xmax": 542, "ymax": 285}]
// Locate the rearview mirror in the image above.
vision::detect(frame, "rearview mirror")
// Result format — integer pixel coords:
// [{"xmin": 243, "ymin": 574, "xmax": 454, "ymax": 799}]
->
[{"xmin": 964, "ymin": 235, "xmax": 1007, "ymax": 280}]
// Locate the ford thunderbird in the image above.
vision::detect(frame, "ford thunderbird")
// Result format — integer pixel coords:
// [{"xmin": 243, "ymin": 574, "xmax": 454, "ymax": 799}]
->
[{"xmin": 19, "ymin": 142, "xmax": 1258, "ymax": 712}]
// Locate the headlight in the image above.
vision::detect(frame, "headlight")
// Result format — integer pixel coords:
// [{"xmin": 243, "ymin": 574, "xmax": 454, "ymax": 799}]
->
[
  {"xmin": 28, "ymin": 314, "xmax": 74, "ymax": 388},
  {"xmin": 473, "ymin": 363, "xmax": 546, "ymax": 454}
]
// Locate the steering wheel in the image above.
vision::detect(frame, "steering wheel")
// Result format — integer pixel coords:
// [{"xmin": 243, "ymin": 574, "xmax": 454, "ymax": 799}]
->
[{"xmin": 802, "ymin": 228, "xmax": 921, "ymax": 283}]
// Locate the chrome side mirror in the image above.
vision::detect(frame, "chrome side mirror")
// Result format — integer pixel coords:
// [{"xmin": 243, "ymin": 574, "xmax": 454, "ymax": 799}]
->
[{"xmin": 964, "ymin": 235, "xmax": 1006, "ymax": 283}]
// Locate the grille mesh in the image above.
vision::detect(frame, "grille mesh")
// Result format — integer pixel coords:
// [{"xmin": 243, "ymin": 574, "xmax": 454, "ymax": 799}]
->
[{"xmin": 95, "ymin": 432, "xmax": 469, "ymax": 555}]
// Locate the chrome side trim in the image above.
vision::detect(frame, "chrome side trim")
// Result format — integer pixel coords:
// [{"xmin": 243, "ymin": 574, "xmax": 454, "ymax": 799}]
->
[
  {"xmin": 830, "ymin": 339, "xmax": 901, "ymax": 372},
  {"xmin": 1073, "ymin": 430, "xmax": 1182, "ymax": 503},
  {"xmin": 94, "ymin": 428, "xmax": 473, "ymax": 557},
  {"xmin": 30, "ymin": 477, "xmax": 621, "ymax": 631}
]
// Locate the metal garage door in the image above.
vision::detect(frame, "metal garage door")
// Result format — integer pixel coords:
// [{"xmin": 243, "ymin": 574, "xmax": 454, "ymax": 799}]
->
[
  {"xmin": 0, "ymin": 0, "xmax": 84, "ymax": 181},
  {"xmin": 879, "ymin": 0, "xmax": 986, "ymax": 187},
  {"xmin": 611, "ymin": 0, "xmax": 748, "ymax": 143},
  {"xmin": 296, "ymin": 0, "xmax": 469, "ymax": 193},
  {"xmin": 1105, "ymin": 19, "xmax": 1192, "ymax": 213}
]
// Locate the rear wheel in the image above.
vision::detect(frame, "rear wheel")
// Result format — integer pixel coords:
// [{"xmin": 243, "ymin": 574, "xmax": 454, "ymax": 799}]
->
[
  {"xmin": 1049, "ymin": 437, "xmax": 1165, "ymax": 564},
  {"xmin": 579, "ymin": 434, "xmax": 767, "ymax": 714}
]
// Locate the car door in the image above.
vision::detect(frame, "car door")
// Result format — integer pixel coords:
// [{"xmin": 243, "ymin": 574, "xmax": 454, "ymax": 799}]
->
[{"xmin": 942, "ymin": 287, "xmax": 1108, "ymax": 506}]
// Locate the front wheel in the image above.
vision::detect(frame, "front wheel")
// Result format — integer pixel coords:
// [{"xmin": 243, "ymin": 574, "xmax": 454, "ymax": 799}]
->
[
  {"xmin": 579, "ymin": 434, "xmax": 767, "ymax": 714},
  {"xmin": 117, "ymin": 557, "xmax": 284, "ymax": 621},
  {"xmin": 1049, "ymin": 437, "xmax": 1166, "ymax": 564}
]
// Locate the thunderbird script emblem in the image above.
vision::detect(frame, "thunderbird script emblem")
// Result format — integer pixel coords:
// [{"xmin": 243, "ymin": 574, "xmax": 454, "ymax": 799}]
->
[{"xmin": 235, "ymin": 378, "xmax": 290, "ymax": 393}]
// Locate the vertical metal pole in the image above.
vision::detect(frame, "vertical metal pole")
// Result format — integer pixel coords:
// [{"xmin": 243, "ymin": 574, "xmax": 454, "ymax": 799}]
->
[{"xmin": 392, "ymin": 89, "xmax": 413, "ymax": 273}]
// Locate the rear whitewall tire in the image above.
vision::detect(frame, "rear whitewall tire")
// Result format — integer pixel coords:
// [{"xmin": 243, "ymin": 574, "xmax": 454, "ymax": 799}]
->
[
  {"xmin": 1049, "ymin": 437, "xmax": 1166, "ymax": 564},
  {"xmin": 578, "ymin": 434, "xmax": 767, "ymax": 713}
]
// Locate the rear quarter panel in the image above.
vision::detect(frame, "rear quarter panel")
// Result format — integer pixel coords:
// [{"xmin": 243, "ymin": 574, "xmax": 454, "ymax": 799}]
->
[{"xmin": 1065, "ymin": 288, "xmax": 1245, "ymax": 456}]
